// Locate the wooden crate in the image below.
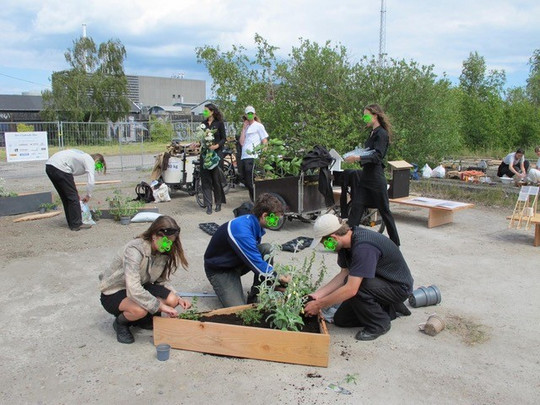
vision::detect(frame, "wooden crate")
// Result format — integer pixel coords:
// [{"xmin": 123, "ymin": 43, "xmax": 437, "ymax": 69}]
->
[{"xmin": 153, "ymin": 304, "xmax": 330, "ymax": 367}]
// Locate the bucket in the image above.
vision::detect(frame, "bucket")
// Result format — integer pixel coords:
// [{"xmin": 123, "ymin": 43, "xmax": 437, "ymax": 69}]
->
[
  {"xmin": 156, "ymin": 344, "xmax": 171, "ymax": 361},
  {"xmin": 162, "ymin": 157, "xmax": 183, "ymax": 183},
  {"xmin": 408, "ymin": 285, "xmax": 441, "ymax": 308}
]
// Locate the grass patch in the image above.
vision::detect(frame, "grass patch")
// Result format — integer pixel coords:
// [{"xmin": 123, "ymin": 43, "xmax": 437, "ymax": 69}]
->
[
  {"xmin": 410, "ymin": 180, "xmax": 517, "ymax": 209},
  {"xmin": 446, "ymin": 314, "xmax": 491, "ymax": 346}
]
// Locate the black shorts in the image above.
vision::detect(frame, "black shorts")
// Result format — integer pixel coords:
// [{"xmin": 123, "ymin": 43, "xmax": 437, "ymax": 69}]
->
[{"xmin": 100, "ymin": 284, "xmax": 171, "ymax": 316}]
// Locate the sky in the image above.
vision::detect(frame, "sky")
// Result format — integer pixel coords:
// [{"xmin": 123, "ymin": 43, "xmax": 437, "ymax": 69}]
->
[{"xmin": 1, "ymin": 0, "xmax": 539, "ymax": 98}]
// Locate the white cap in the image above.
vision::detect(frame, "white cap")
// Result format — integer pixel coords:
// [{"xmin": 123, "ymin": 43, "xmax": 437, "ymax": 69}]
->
[
  {"xmin": 245, "ymin": 105, "xmax": 256, "ymax": 114},
  {"xmin": 310, "ymin": 214, "xmax": 342, "ymax": 248}
]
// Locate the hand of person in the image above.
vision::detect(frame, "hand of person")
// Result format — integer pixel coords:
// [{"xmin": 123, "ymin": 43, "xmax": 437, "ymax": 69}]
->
[
  {"xmin": 81, "ymin": 195, "xmax": 90, "ymax": 203},
  {"xmin": 177, "ymin": 297, "xmax": 191, "ymax": 310},
  {"xmin": 159, "ymin": 303, "xmax": 178, "ymax": 317},
  {"xmin": 278, "ymin": 274, "xmax": 291, "ymax": 286},
  {"xmin": 209, "ymin": 144, "xmax": 219, "ymax": 151},
  {"xmin": 344, "ymin": 155, "xmax": 359, "ymax": 163},
  {"xmin": 304, "ymin": 299, "xmax": 320, "ymax": 317}
]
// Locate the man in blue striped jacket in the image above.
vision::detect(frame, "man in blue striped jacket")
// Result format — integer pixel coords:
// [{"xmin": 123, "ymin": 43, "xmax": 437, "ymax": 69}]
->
[{"xmin": 204, "ymin": 193, "xmax": 286, "ymax": 307}]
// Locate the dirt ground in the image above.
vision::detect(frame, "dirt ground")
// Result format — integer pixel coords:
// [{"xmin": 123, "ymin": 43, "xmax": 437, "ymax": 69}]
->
[{"xmin": 0, "ymin": 168, "xmax": 538, "ymax": 405}]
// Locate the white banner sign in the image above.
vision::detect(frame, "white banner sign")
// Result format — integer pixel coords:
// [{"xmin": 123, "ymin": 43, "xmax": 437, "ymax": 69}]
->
[{"xmin": 4, "ymin": 131, "xmax": 49, "ymax": 162}]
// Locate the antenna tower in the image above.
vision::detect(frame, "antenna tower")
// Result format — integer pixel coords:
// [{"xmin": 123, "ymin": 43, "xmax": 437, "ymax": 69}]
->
[{"xmin": 378, "ymin": 0, "xmax": 386, "ymax": 65}]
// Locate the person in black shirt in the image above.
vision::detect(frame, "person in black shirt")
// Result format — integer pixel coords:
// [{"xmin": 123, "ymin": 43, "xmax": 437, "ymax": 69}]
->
[
  {"xmin": 343, "ymin": 104, "xmax": 400, "ymax": 246},
  {"xmin": 305, "ymin": 214, "xmax": 413, "ymax": 341},
  {"xmin": 200, "ymin": 103, "xmax": 227, "ymax": 214}
]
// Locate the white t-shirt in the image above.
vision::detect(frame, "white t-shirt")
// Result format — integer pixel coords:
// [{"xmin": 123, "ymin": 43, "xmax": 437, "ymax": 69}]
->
[
  {"xmin": 46, "ymin": 149, "xmax": 95, "ymax": 196},
  {"xmin": 241, "ymin": 121, "xmax": 269, "ymax": 160},
  {"xmin": 502, "ymin": 152, "xmax": 524, "ymax": 166}
]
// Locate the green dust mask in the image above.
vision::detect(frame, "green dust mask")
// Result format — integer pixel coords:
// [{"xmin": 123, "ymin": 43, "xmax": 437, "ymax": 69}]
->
[
  {"xmin": 362, "ymin": 114, "xmax": 373, "ymax": 123},
  {"xmin": 323, "ymin": 237, "xmax": 338, "ymax": 251},
  {"xmin": 157, "ymin": 236, "xmax": 173, "ymax": 253}
]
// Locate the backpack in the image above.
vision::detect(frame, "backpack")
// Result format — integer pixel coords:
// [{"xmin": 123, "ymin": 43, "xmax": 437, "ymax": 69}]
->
[
  {"xmin": 134, "ymin": 182, "xmax": 155, "ymax": 203},
  {"xmin": 233, "ymin": 202, "xmax": 254, "ymax": 217}
]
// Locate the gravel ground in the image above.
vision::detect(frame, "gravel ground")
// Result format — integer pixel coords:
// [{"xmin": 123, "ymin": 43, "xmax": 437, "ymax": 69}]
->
[{"xmin": 0, "ymin": 168, "xmax": 538, "ymax": 404}]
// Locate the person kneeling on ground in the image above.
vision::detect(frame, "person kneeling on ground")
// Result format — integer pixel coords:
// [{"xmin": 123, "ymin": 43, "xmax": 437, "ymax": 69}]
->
[
  {"xmin": 304, "ymin": 214, "xmax": 414, "ymax": 341},
  {"xmin": 204, "ymin": 193, "xmax": 288, "ymax": 307},
  {"xmin": 497, "ymin": 148, "xmax": 530, "ymax": 181},
  {"xmin": 99, "ymin": 215, "xmax": 191, "ymax": 344}
]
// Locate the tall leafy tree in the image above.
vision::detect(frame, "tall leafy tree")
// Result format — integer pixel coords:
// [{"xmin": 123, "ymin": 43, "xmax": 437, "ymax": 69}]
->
[
  {"xmin": 42, "ymin": 37, "xmax": 130, "ymax": 122},
  {"xmin": 459, "ymin": 52, "xmax": 506, "ymax": 150},
  {"xmin": 526, "ymin": 49, "xmax": 540, "ymax": 106}
]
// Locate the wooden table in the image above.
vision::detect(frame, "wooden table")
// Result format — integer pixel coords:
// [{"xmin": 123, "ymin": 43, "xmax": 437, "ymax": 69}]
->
[{"xmin": 389, "ymin": 196, "xmax": 474, "ymax": 228}]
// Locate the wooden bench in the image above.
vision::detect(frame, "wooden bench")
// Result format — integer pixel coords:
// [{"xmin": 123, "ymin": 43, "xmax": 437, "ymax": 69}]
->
[
  {"xmin": 389, "ymin": 196, "xmax": 474, "ymax": 228},
  {"xmin": 507, "ymin": 213, "xmax": 540, "ymax": 247}
]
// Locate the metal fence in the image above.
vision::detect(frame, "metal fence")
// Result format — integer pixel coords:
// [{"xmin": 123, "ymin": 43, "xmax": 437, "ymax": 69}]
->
[{"xmin": 0, "ymin": 120, "xmax": 241, "ymax": 178}]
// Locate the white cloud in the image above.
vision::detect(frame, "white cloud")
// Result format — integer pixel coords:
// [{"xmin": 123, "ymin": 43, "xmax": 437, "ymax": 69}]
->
[{"xmin": 1, "ymin": 0, "xmax": 539, "ymax": 94}]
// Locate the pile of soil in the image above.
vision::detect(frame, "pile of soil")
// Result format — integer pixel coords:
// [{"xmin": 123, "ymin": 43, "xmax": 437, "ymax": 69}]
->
[{"xmin": 199, "ymin": 311, "xmax": 322, "ymax": 334}]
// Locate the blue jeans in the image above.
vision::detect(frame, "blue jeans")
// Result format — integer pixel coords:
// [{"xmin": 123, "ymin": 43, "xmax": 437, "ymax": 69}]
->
[{"xmin": 205, "ymin": 243, "xmax": 273, "ymax": 307}]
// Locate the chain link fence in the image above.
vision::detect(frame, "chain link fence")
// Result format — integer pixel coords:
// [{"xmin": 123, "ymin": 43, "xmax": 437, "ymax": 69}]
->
[{"xmin": 0, "ymin": 119, "xmax": 241, "ymax": 179}]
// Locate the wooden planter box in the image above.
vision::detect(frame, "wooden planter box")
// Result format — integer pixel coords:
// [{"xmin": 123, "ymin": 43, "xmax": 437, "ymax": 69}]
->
[
  {"xmin": 0, "ymin": 192, "xmax": 52, "ymax": 216},
  {"xmin": 153, "ymin": 304, "xmax": 330, "ymax": 367}
]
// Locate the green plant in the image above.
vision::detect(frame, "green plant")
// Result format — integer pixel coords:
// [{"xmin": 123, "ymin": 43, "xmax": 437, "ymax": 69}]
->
[
  {"xmin": 178, "ymin": 297, "xmax": 201, "ymax": 320},
  {"xmin": 238, "ymin": 306, "xmax": 263, "ymax": 326},
  {"xmin": 252, "ymin": 139, "xmax": 303, "ymax": 179},
  {"xmin": 39, "ymin": 202, "xmax": 58, "ymax": 212},
  {"xmin": 106, "ymin": 189, "xmax": 144, "ymax": 220},
  {"xmin": 0, "ymin": 178, "xmax": 18, "ymax": 197},
  {"xmin": 256, "ymin": 251, "xmax": 327, "ymax": 331}
]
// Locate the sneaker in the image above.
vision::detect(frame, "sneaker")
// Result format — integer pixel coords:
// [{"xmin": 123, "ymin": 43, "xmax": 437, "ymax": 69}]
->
[
  {"xmin": 206, "ymin": 206, "xmax": 212, "ymax": 215},
  {"xmin": 215, "ymin": 204, "xmax": 221, "ymax": 212},
  {"xmin": 355, "ymin": 324, "xmax": 391, "ymax": 341},
  {"xmin": 113, "ymin": 318, "xmax": 134, "ymax": 344}
]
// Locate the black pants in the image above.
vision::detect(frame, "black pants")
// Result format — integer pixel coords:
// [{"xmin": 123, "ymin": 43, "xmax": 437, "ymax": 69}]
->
[
  {"xmin": 239, "ymin": 158, "xmax": 255, "ymax": 201},
  {"xmin": 333, "ymin": 277, "xmax": 409, "ymax": 333},
  {"xmin": 45, "ymin": 164, "xmax": 82, "ymax": 230},
  {"xmin": 348, "ymin": 195, "xmax": 400, "ymax": 246},
  {"xmin": 201, "ymin": 166, "xmax": 226, "ymax": 208},
  {"xmin": 497, "ymin": 160, "xmax": 530, "ymax": 177}
]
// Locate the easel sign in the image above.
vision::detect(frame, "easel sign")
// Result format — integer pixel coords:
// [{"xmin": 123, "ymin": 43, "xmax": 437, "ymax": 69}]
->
[{"xmin": 4, "ymin": 131, "xmax": 49, "ymax": 162}]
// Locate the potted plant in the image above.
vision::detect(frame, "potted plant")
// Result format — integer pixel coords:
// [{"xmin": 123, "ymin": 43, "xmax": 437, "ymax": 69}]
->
[
  {"xmin": 153, "ymin": 250, "xmax": 331, "ymax": 367},
  {"xmin": 106, "ymin": 190, "xmax": 144, "ymax": 224},
  {"xmin": 38, "ymin": 202, "xmax": 58, "ymax": 214}
]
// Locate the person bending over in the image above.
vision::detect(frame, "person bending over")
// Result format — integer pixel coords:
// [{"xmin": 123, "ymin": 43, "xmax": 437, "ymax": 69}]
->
[
  {"xmin": 305, "ymin": 214, "xmax": 413, "ymax": 341},
  {"xmin": 45, "ymin": 149, "xmax": 106, "ymax": 231},
  {"xmin": 204, "ymin": 193, "xmax": 286, "ymax": 307}
]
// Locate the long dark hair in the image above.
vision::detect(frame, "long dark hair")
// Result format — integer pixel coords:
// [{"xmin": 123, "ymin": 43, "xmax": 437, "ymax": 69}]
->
[
  {"xmin": 139, "ymin": 215, "xmax": 188, "ymax": 278},
  {"xmin": 205, "ymin": 103, "xmax": 223, "ymax": 122},
  {"xmin": 365, "ymin": 104, "xmax": 393, "ymax": 142}
]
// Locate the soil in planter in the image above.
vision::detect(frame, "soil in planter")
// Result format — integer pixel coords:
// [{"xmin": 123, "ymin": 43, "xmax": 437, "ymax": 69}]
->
[{"xmin": 198, "ymin": 311, "xmax": 321, "ymax": 334}]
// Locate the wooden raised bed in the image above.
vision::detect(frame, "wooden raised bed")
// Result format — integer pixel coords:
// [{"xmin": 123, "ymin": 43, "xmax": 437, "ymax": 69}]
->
[{"xmin": 153, "ymin": 304, "xmax": 330, "ymax": 367}]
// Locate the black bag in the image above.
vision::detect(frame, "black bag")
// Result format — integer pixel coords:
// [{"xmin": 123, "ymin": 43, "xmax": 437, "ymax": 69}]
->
[
  {"xmin": 233, "ymin": 202, "xmax": 253, "ymax": 217},
  {"xmin": 134, "ymin": 182, "xmax": 155, "ymax": 203}
]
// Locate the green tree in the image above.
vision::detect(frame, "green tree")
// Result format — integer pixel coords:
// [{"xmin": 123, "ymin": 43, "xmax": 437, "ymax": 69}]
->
[
  {"xmin": 526, "ymin": 49, "xmax": 540, "ymax": 106},
  {"xmin": 459, "ymin": 51, "xmax": 506, "ymax": 150},
  {"xmin": 42, "ymin": 37, "xmax": 130, "ymax": 123}
]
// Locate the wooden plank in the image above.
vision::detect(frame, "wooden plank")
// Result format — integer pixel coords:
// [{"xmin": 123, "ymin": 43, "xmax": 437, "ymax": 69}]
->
[
  {"xmin": 13, "ymin": 211, "xmax": 61, "ymax": 223},
  {"xmin": 428, "ymin": 208, "xmax": 454, "ymax": 228},
  {"xmin": 75, "ymin": 180, "xmax": 122, "ymax": 186},
  {"xmin": 389, "ymin": 196, "xmax": 474, "ymax": 211},
  {"xmin": 153, "ymin": 305, "xmax": 330, "ymax": 367},
  {"xmin": 534, "ymin": 224, "xmax": 540, "ymax": 247}
]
